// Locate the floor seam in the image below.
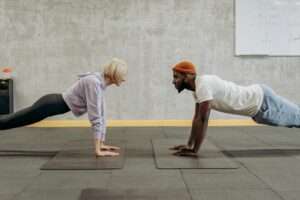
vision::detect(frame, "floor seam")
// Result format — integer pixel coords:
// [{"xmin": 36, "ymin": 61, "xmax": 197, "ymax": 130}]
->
[
  {"xmin": 179, "ymin": 169, "xmax": 194, "ymax": 200},
  {"xmin": 9, "ymin": 169, "xmax": 43, "ymax": 200},
  {"xmin": 237, "ymin": 161, "xmax": 286, "ymax": 200}
]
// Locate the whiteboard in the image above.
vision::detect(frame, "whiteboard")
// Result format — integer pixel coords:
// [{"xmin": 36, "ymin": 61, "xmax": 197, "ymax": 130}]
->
[{"xmin": 235, "ymin": 0, "xmax": 300, "ymax": 56}]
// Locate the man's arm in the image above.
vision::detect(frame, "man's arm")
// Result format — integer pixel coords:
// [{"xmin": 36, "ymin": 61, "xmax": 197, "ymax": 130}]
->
[
  {"xmin": 170, "ymin": 103, "xmax": 204, "ymax": 151},
  {"xmin": 174, "ymin": 101, "xmax": 211, "ymax": 156},
  {"xmin": 192, "ymin": 101, "xmax": 211, "ymax": 153},
  {"xmin": 187, "ymin": 103, "xmax": 201, "ymax": 148}
]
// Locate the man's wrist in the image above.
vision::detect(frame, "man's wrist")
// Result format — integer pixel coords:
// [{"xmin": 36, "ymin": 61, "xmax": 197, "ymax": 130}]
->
[
  {"xmin": 187, "ymin": 142, "xmax": 193, "ymax": 149},
  {"xmin": 192, "ymin": 147, "xmax": 198, "ymax": 153}
]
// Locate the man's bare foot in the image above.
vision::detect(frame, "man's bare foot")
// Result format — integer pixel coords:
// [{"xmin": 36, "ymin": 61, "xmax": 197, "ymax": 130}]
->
[{"xmin": 95, "ymin": 150, "xmax": 120, "ymax": 157}]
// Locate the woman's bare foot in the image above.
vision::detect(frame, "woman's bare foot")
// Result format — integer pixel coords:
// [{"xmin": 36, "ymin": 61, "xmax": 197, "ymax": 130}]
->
[
  {"xmin": 101, "ymin": 144, "xmax": 121, "ymax": 151},
  {"xmin": 95, "ymin": 150, "xmax": 120, "ymax": 157}
]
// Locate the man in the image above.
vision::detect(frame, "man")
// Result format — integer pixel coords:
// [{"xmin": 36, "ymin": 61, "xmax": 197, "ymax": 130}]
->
[{"xmin": 170, "ymin": 60, "xmax": 300, "ymax": 157}]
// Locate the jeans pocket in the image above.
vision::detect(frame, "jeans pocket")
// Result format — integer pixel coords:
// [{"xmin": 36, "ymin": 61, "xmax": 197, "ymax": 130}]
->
[{"xmin": 260, "ymin": 100, "xmax": 269, "ymax": 112}]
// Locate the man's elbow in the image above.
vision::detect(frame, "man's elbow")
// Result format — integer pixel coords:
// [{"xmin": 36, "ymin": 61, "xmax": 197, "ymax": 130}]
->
[
  {"xmin": 193, "ymin": 116, "xmax": 204, "ymax": 124},
  {"xmin": 193, "ymin": 115, "xmax": 209, "ymax": 124}
]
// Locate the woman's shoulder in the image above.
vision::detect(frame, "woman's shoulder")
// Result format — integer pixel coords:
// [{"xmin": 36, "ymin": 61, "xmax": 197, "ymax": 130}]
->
[
  {"xmin": 79, "ymin": 72, "xmax": 101, "ymax": 81},
  {"xmin": 83, "ymin": 73, "xmax": 107, "ymax": 90}
]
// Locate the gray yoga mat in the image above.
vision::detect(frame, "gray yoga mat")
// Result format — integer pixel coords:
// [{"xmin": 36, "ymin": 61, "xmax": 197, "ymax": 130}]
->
[
  {"xmin": 0, "ymin": 142, "xmax": 62, "ymax": 153},
  {"xmin": 41, "ymin": 140, "xmax": 125, "ymax": 170},
  {"xmin": 0, "ymin": 150, "xmax": 56, "ymax": 157},
  {"xmin": 152, "ymin": 139, "xmax": 239, "ymax": 169}
]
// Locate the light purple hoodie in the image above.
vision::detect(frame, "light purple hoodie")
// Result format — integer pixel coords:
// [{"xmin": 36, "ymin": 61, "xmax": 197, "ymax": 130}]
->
[{"xmin": 62, "ymin": 72, "xmax": 107, "ymax": 141}]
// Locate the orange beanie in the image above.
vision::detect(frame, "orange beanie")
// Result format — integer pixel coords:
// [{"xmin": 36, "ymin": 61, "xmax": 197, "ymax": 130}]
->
[{"xmin": 172, "ymin": 61, "xmax": 196, "ymax": 74}]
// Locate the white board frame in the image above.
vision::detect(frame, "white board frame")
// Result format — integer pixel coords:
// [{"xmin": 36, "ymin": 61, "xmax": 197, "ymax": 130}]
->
[{"xmin": 235, "ymin": 0, "xmax": 300, "ymax": 56}]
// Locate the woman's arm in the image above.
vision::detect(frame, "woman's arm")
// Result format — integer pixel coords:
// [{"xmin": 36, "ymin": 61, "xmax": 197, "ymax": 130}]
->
[{"xmin": 85, "ymin": 79, "xmax": 119, "ymax": 157}]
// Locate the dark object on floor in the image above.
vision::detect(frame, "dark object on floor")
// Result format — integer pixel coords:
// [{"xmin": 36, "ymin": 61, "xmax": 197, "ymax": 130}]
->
[
  {"xmin": 0, "ymin": 79, "xmax": 13, "ymax": 114},
  {"xmin": 79, "ymin": 189, "xmax": 190, "ymax": 200}
]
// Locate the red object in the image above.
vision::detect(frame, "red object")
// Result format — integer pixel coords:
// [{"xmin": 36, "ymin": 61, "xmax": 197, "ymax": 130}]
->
[
  {"xmin": 2, "ymin": 68, "xmax": 12, "ymax": 73},
  {"xmin": 172, "ymin": 61, "xmax": 196, "ymax": 74}
]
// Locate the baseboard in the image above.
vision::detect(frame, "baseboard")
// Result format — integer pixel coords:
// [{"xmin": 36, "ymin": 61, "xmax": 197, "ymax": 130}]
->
[{"xmin": 27, "ymin": 119, "xmax": 260, "ymax": 127}]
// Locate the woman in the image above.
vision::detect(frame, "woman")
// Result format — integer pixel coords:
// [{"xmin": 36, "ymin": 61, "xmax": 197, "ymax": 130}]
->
[{"xmin": 0, "ymin": 58, "xmax": 128, "ymax": 157}]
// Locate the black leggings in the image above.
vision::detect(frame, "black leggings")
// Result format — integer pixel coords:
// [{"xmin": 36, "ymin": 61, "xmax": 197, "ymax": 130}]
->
[{"xmin": 0, "ymin": 94, "xmax": 70, "ymax": 130}]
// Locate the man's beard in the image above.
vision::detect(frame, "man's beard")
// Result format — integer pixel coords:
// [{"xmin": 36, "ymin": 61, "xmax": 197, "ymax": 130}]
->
[
  {"xmin": 177, "ymin": 86, "xmax": 184, "ymax": 93},
  {"xmin": 177, "ymin": 81, "xmax": 190, "ymax": 93}
]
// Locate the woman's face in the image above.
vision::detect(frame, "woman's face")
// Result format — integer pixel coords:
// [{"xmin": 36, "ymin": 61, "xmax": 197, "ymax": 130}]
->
[
  {"xmin": 114, "ymin": 78, "xmax": 126, "ymax": 86},
  {"xmin": 109, "ymin": 75, "xmax": 126, "ymax": 86}
]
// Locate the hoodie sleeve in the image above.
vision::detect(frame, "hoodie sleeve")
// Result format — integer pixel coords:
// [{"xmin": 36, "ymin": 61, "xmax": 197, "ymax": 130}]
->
[{"xmin": 84, "ymin": 78, "xmax": 106, "ymax": 141}]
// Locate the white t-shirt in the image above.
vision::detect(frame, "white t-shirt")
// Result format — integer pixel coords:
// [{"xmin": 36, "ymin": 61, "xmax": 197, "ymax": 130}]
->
[{"xmin": 193, "ymin": 75, "xmax": 264, "ymax": 117}]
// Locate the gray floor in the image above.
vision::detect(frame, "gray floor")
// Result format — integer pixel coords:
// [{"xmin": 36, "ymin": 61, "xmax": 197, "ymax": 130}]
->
[{"xmin": 0, "ymin": 126, "xmax": 300, "ymax": 199}]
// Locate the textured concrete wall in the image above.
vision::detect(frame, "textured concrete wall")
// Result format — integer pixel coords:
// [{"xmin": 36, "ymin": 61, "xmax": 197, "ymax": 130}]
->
[{"xmin": 0, "ymin": 0, "xmax": 300, "ymax": 120}]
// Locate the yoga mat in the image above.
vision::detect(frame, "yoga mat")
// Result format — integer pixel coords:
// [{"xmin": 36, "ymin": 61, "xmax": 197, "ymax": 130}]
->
[{"xmin": 152, "ymin": 139, "xmax": 239, "ymax": 169}]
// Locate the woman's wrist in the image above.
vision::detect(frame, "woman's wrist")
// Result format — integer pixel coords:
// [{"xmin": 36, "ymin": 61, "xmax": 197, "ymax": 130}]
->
[{"xmin": 95, "ymin": 138, "xmax": 104, "ymax": 152}]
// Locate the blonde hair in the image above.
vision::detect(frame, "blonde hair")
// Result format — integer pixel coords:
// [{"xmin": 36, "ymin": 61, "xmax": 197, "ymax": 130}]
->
[{"xmin": 103, "ymin": 58, "xmax": 128, "ymax": 84}]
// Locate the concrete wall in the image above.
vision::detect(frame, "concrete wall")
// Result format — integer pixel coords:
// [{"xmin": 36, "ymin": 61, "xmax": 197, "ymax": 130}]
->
[{"xmin": 0, "ymin": 0, "xmax": 300, "ymax": 120}]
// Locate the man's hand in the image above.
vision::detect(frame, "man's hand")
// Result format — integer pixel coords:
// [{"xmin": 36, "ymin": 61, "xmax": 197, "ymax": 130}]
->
[
  {"xmin": 173, "ymin": 149, "xmax": 198, "ymax": 158},
  {"xmin": 95, "ymin": 150, "xmax": 120, "ymax": 157},
  {"xmin": 101, "ymin": 144, "xmax": 120, "ymax": 151},
  {"xmin": 169, "ymin": 144, "xmax": 191, "ymax": 151}
]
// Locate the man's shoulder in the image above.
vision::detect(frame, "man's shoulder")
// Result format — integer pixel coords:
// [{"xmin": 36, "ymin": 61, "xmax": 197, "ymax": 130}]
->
[
  {"xmin": 199, "ymin": 74, "xmax": 220, "ymax": 80},
  {"xmin": 196, "ymin": 74, "xmax": 220, "ymax": 85}
]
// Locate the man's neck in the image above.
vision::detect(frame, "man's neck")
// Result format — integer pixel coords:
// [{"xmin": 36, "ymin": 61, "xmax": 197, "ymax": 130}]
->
[
  {"xmin": 187, "ymin": 76, "xmax": 196, "ymax": 91},
  {"xmin": 185, "ymin": 76, "xmax": 196, "ymax": 91}
]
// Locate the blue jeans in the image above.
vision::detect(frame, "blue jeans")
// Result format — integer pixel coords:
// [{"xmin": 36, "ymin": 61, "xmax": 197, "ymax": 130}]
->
[{"xmin": 252, "ymin": 85, "xmax": 300, "ymax": 127}]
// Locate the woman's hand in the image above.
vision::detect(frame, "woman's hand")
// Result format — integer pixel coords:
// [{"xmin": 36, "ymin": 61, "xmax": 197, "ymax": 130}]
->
[
  {"xmin": 101, "ymin": 144, "xmax": 121, "ymax": 151},
  {"xmin": 95, "ymin": 139, "xmax": 120, "ymax": 157}
]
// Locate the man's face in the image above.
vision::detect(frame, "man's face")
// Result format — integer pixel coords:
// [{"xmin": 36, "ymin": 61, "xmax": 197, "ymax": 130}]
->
[{"xmin": 172, "ymin": 71, "xmax": 185, "ymax": 93}]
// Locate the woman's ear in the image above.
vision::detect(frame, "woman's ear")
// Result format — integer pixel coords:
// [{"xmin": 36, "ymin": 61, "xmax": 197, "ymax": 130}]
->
[{"xmin": 104, "ymin": 75, "xmax": 112, "ymax": 85}]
